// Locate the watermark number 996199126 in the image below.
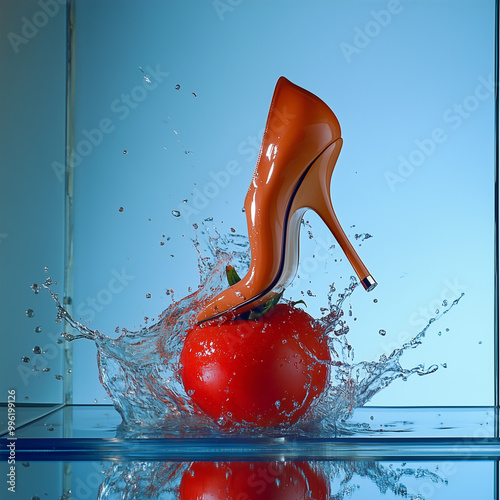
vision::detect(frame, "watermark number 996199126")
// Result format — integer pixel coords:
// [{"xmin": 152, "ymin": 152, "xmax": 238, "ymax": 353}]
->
[{"xmin": 7, "ymin": 389, "xmax": 17, "ymax": 493}]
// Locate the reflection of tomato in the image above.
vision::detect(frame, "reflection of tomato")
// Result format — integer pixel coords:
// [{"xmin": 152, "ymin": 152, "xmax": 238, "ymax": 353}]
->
[
  {"xmin": 180, "ymin": 304, "xmax": 331, "ymax": 427},
  {"xmin": 179, "ymin": 461, "xmax": 329, "ymax": 499}
]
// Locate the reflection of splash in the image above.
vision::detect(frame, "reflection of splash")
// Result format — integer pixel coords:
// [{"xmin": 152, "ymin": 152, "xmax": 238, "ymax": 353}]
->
[
  {"xmin": 96, "ymin": 460, "xmax": 447, "ymax": 499},
  {"xmin": 329, "ymin": 461, "xmax": 446, "ymax": 499},
  {"xmin": 98, "ymin": 462, "xmax": 185, "ymax": 499},
  {"xmin": 45, "ymin": 227, "xmax": 463, "ymax": 433}
]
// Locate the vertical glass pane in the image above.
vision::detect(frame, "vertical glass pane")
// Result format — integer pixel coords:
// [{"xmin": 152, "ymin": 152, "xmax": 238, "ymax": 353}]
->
[{"xmin": 0, "ymin": 0, "xmax": 68, "ymax": 404}]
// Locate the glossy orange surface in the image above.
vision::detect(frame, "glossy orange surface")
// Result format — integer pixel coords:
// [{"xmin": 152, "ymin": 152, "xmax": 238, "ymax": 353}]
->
[{"xmin": 197, "ymin": 77, "xmax": 375, "ymax": 323}]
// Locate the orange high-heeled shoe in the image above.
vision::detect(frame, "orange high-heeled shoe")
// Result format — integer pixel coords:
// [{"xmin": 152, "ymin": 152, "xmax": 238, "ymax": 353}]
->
[{"xmin": 197, "ymin": 77, "xmax": 376, "ymax": 324}]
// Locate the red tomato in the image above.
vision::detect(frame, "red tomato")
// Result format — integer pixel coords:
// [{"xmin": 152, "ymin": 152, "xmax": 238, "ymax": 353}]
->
[
  {"xmin": 179, "ymin": 461, "xmax": 330, "ymax": 499},
  {"xmin": 180, "ymin": 304, "xmax": 331, "ymax": 427}
]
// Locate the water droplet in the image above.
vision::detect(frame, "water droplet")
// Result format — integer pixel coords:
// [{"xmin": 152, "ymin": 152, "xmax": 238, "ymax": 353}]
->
[
  {"xmin": 47, "ymin": 427, "xmax": 55, "ymax": 432},
  {"xmin": 442, "ymin": 299, "xmax": 448, "ymax": 307},
  {"xmin": 22, "ymin": 356, "xmax": 30, "ymax": 363},
  {"xmin": 94, "ymin": 398, "xmax": 98, "ymax": 403},
  {"xmin": 146, "ymin": 293, "xmax": 151, "ymax": 299},
  {"xmin": 193, "ymin": 223, "xmax": 198, "ymax": 230},
  {"xmin": 192, "ymin": 92, "xmax": 197, "ymax": 97},
  {"xmin": 32, "ymin": 496, "xmax": 41, "ymax": 500},
  {"xmin": 119, "ymin": 206, "xmax": 124, "ymax": 212},
  {"xmin": 175, "ymin": 84, "xmax": 181, "ymax": 90},
  {"xmin": 31, "ymin": 283, "xmax": 40, "ymax": 294},
  {"xmin": 144, "ymin": 76, "xmax": 152, "ymax": 84},
  {"xmin": 187, "ymin": 389, "xmax": 195, "ymax": 396},
  {"xmin": 379, "ymin": 329, "xmax": 387, "ymax": 336},
  {"xmin": 370, "ymin": 415, "xmax": 374, "ymax": 420},
  {"xmin": 373, "ymin": 298, "xmax": 378, "ymax": 303},
  {"xmin": 282, "ymin": 339, "xmax": 287, "ymax": 344},
  {"xmin": 67, "ymin": 369, "xmax": 72, "ymax": 374},
  {"xmin": 34, "ymin": 326, "xmax": 42, "ymax": 333},
  {"xmin": 42, "ymin": 367, "xmax": 50, "ymax": 372},
  {"xmin": 160, "ymin": 241, "xmax": 165, "ymax": 246},
  {"xmin": 171, "ymin": 210, "xmax": 181, "ymax": 217},
  {"xmin": 274, "ymin": 400, "xmax": 281, "ymax": 409},
  {"xmin": 123, "ymin": 150, "xmax": 127, "ymax": 155},
  {"xmin": 435, "ymin": 309, "xmax": 439, "ymax": 314},
  {"xmin": 185, "ymin": 150, "xmax": 191, "ymax": 155},
  {"xmin": 26, "ymin": 309, "xmax": 35, "ymax": 318},
  {"xmin": 44, "ymin": 266, "xmax": 49, "ymax": 273},
  {"xmin": 446, "ymin": 328, "xmax": 450, "ymax": 332},
  {"xmin": 204, "ymin": 217, "xmax": 213, "ymax": 222},
  {"xmin": 441, "ymin": 363, "xmax": 447, "ymax": 368},
  {"xmin": 33, "ymin": 346, "xmax": 42, "ymax": 354},
  {"xmin": 479, "ymin": 341, "xmax": 483, "ymax": 345},
  {"xmin": 22, "ymin": 461, "xmax": 30, "ymax": 467}
]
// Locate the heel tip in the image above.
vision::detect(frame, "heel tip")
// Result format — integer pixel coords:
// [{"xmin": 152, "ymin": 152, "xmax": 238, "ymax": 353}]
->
[{"xmin": 361, "ymin": 275, "xmax": 377, "ymax": 291}]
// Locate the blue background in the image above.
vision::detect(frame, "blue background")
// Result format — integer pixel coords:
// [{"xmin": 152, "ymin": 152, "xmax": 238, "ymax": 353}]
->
[{"xmin": 0, "ymin": 0, "xmax": 496, "ymax": 407}]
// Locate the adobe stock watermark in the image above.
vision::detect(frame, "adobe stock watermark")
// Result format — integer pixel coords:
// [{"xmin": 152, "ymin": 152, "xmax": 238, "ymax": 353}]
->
[
  {"xmin": 73, "ymin": 462, "xmax": 106, "ymax": 500},
  {"xmin": 406, "ymin": 461, "xmax": 457, "ymax": 499},
  {"xmin": 406, "ymin": 409, "xmax": 494, "ymax": 498},
  {"xmin": 16, "ymin": 266, "xmax": 135, "ymax": 386},
  {"xmin": 74, "ymin": 266, "xmax": 136, "ymax": 323},
  {"xmin": 294, "ymin": 233, "xmax": 337, "ymax": 288},
  {"xmin": 212, "ymin": 0, "xmax": 244, "ymax": 21},
  {"xmin": 379, "ymin": 277, "xmax": 466, "ymax": 356},
  {"xmin": 177, "ymin": 104, "xmax": 296, "ymax": 225},
  {"xmin": 51, "ymin": 65, "xmax": 169, "ymax": 182},
  {"xmin": 385, "ymin": 74, "xmax": 495, "ymax": 192},
  {"xmin": 6, "ymin": 0, "xmax": 67, "ymax": 54},
  {"xmin": 177, "ymin": 160, "xmax": 245, "ymax": 225},
  {"xmin": 340, "ymin": 0, "xmax": 406, "ymax": 63}
]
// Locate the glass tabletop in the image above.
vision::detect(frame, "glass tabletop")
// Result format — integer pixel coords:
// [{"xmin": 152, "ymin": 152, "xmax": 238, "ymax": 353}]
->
[
  {"xmin": 2, "ymin": 405, "xmax": 499, "ymax": 498},
  {"xmin": 1, "ymin": 405, "xmax": 499, "ymax": 461}
]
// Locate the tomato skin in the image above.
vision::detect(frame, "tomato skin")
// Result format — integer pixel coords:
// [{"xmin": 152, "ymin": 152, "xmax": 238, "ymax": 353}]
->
[
  {"xmin": 180, "ymin": 304, "xmax": 331, "ymax": 427},
  {"xmin": 179, "ymin": 461, "xmax": 329, "ymax": 499}
]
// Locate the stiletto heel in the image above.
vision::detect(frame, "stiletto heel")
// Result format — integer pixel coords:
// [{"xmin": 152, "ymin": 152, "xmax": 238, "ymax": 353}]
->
[
  {"xmin": 289, "ymin": 139, "xmax": 377, "ymax": 292},
  {"xmin": 197, "ymin": 77, "xmax": 376, "ymax": 324}
]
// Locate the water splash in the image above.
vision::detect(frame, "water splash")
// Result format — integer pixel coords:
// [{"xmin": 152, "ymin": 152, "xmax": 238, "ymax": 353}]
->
[
  {"xmin": 44, "ymin": 226, "xmax": 463, "ymax": 435},
  {"xmin": 96, "ymin": 460, "xmax": 447, "ymax": 500}
]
